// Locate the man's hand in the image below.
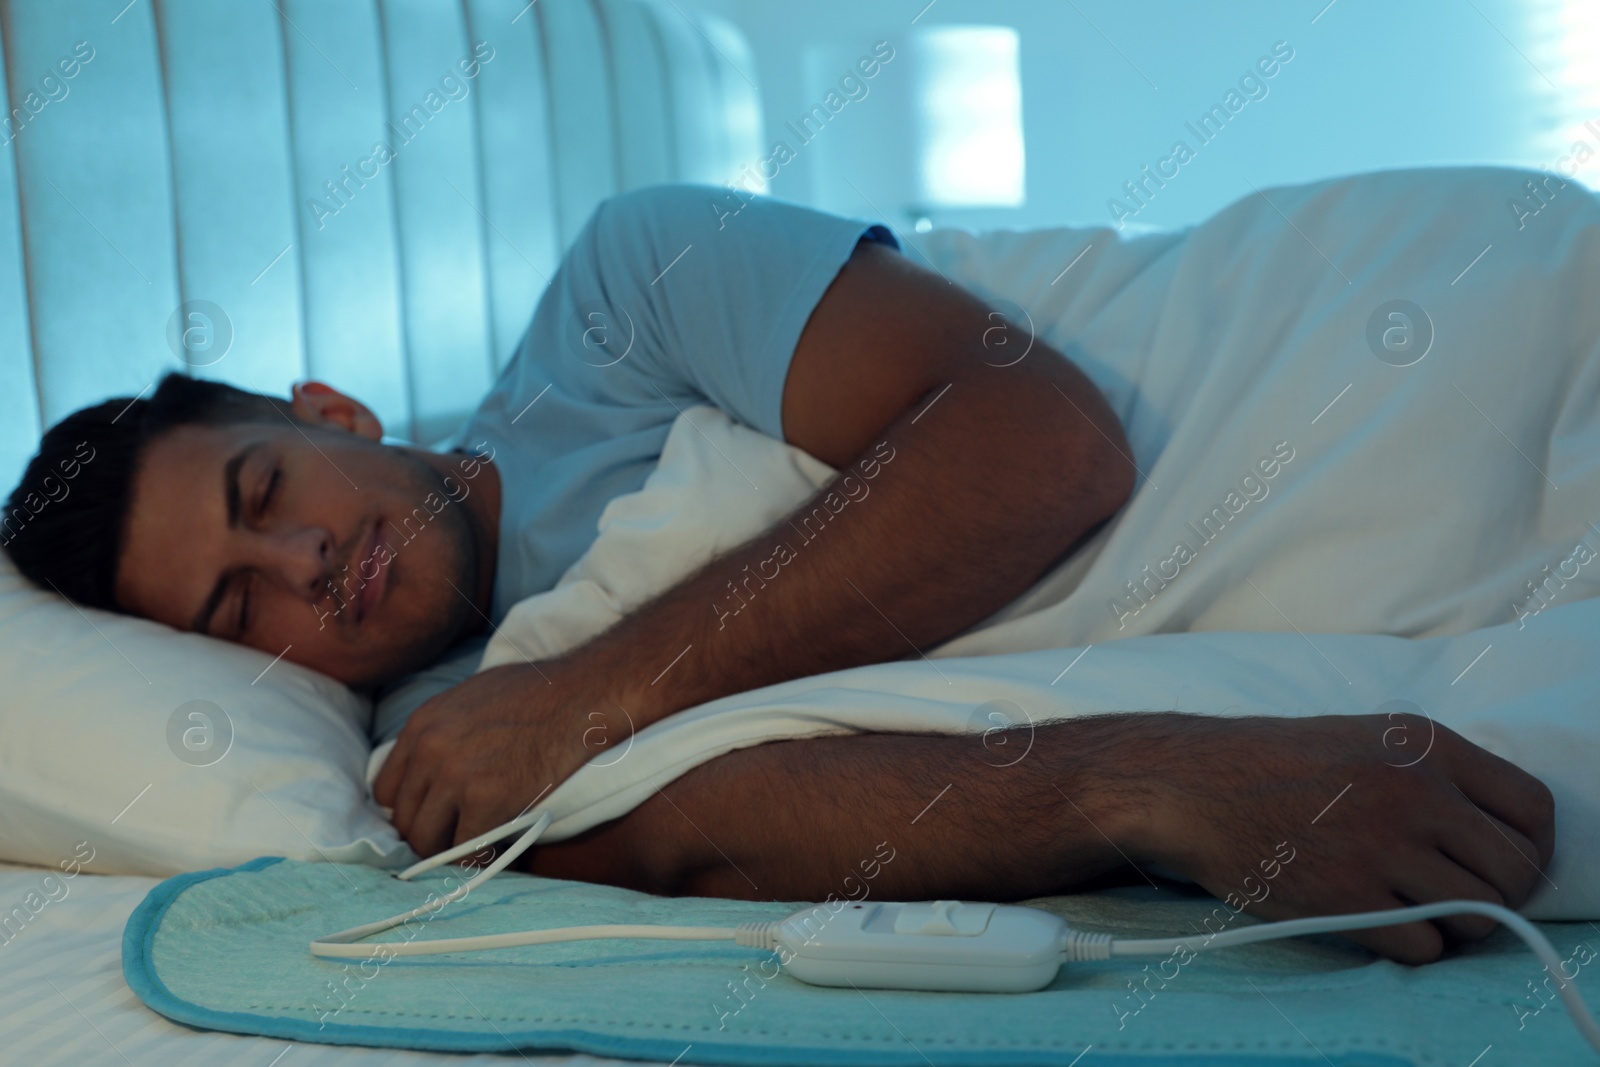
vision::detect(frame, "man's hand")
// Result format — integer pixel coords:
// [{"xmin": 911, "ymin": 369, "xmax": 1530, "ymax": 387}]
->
[
  {"xmin": 1119, "ymin": 712, "xmax": 1558, "ymax": 964},
  {"xmin": 371, "ymin": 660, "xmax": 623, "ymax": 856},
  {"xmin": 520, "ymin": 711, "xmax": 1556, "ymax": 966}
]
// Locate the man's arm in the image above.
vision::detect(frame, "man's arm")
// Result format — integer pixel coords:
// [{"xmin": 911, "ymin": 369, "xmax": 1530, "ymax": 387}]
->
[
  {"xmin": 377, "ymin": 240, "xmax": 1136, "ymax": 855},
  {"xmin": 522, "ymin": 711, "xmax": 1557, "ymax": 966},
  {"xmin": 577, "ymin": 239, "xmax": 1133, "ymax": 725}
]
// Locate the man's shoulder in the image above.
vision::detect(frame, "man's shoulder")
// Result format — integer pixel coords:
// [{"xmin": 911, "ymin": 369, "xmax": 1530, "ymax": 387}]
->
[
  {"xmin": 580, "ymin": 182, "xmax": 730, "ymax": 250},
  {"xmin": 593, "ymin": 181, "xmax": 739, "ymax": 226},
  {"xmin": 583, "ymin": 182, "xmax": 858, "ymax": 256}
]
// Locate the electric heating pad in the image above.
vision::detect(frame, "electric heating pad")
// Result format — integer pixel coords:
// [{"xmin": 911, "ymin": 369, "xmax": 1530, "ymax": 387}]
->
[{"xmin": 124, "ymin": 854, "xmax": 1600, "ymax": 1065}]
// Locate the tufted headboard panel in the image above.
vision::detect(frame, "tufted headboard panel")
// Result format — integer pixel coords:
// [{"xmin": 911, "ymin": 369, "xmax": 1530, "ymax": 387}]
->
[{"xmin": 0, "ymin": 0, "xmax": 762, "ymax": 490}]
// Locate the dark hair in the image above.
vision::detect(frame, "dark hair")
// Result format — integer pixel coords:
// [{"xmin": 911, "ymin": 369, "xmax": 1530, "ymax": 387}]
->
[{"xmin": 2, "ymin": 372, "xmax": 296, "ymax": 612}]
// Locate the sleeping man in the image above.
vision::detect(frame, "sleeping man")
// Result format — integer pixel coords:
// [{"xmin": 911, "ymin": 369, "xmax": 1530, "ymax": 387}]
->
[{"xmin": 2, "ymin": 182, "xmax": 1557, "ymax": 966}]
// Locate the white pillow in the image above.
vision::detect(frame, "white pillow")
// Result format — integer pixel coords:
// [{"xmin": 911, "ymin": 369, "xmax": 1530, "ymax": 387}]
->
[{"xmin": 0, "ymin": 548, "xmax": 410, "ymax": 877}]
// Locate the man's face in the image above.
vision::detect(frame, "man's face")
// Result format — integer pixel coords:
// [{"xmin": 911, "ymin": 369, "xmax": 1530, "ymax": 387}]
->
[{"xmin": 115, "ymin": 411, "xmax": 485, "ymax": 689}]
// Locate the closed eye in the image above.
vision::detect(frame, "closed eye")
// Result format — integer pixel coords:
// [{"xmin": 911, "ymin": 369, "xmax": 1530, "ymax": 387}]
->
[
  {"xmin": 232, "ymin": 468, "xmax": 279, "ymax": 635},
  {"xmin": 238, "ymin": 573, "xmax": 255, "ymax": 635},
  {"xmin": 258, "ymin": 467, "xmax": 281, "ymax": 520}
]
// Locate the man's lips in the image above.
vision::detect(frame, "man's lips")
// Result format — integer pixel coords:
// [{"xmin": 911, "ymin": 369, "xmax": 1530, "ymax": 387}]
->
[{"xmin": 355, "ymin": 517, "xmax": 388, "ymax": 625}]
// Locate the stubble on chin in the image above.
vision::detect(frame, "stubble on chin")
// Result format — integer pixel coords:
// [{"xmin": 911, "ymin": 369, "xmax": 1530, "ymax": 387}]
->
[{"xmin": 358, "ymin": 455, "xmax": 485, "ymax": 689}]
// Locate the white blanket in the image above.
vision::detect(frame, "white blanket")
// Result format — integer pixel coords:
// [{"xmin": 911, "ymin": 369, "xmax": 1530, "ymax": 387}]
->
[{"xmin": 372, "ymin": 166, "xmax": 1600, "ymax": 919}]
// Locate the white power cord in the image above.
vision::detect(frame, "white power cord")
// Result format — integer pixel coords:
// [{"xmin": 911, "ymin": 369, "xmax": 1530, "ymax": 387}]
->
[
  {"xmin": 312, "ymin": 811, "xmax": 1599, "ymax": 1056},
  {"xmin": 312, "ymin": 809, "xmax": 773, "ymax": 958},
  {"xmin": 311, "ymin": 809, "xmax": 552, "ymax": 954},
  {"xmin": 1096, "ymin": 901, "xmax": 1600, "ymax": 1054}
]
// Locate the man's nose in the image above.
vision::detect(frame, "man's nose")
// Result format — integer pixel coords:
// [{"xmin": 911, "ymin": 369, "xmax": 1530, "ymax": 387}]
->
[{"xmin": 260, "ymin": 527, "xmax": 334, "ymax": 600}]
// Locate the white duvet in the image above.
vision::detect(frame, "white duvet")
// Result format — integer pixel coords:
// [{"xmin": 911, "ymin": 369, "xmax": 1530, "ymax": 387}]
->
[{"xmin": 370, "ymin": 166, "xmax": 1600, "ymax": 919}]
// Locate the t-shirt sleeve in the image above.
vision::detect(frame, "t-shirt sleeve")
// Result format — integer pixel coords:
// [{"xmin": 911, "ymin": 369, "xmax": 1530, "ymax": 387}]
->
[
  {"xmin": 575, "ymin": 183, "xmax": 900, "ymax": 441},
  {"xmin": 440, "ymin": 185, "xmax": 903, "ymax": 613}
]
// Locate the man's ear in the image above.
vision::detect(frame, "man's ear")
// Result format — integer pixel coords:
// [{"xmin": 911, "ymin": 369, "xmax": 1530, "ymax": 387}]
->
[{"xmin": 289, "ymin": 381, "xmax": 383, "ymax": 441}]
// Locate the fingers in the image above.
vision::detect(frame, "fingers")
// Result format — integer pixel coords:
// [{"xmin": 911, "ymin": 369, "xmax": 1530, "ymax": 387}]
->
[
  {"xmin": 395, "ymin": 776, "xmax": 507, "ymax": 859},
  {"xmin": 373, "ymin": 690, "xmax": 451, "ymax": 810},
  {"xmin": 1389, "ymin": 850, "xmax": 1506, "ymax": 943},
  {"xmin": 404, "ymin": 785, "xmax": 459, "ymax": 859},
  {"xmin": 450, "ymin": 793, "xmax": 507, "ymax": 852},
  {"xmin": 1437, "ymin": 800, "xmax": 1547, "ymax": 911},
  {"xmin": 380, "ymin": 712, "xmax": 461, "ymax": 855},
  {"xmin": 1335, "ymin": 893, "xmax": 1446, "ymax": 965},
  {"xmin": 370, "ymin": 729, "xmax": 412, "ymax": 808},
  {"xmin": 450, "ymin": 780, "xmax": 553, "ymax": 851},
  {"xmin": 1440, "ymin": 730, "xmax": 1556, "ymax": 867},
  {"xmin": 385, "ymin": 743, "xmax": 437, "ymax": 852}
]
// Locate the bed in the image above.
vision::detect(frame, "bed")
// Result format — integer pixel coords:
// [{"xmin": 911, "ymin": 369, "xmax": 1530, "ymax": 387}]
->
[{"xmin": 4, "ymin": 2, "xmax": 1600, "ymax": 1065}]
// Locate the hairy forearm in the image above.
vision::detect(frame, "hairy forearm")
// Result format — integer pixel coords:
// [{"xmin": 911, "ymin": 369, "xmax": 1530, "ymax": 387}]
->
[
  {"xmin": 526, "ymin": 706, "xmax": 1564, "ymax": 966},
  {"xmin": 555, "ymin": 353, "xmax": 1134, "ymax": 734},
  {"xmin": 524, "ymin": 713, "xmax": 1199, "ymax": 901}
]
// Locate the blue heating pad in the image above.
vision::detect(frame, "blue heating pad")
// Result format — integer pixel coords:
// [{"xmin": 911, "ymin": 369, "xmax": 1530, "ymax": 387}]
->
[{"xmin": 122, "ymin": 856, "xmax": 1598, "ymax": 1066}]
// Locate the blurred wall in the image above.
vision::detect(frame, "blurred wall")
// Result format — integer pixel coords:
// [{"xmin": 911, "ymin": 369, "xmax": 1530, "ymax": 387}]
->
[{"xmin": 687, "ymin": 0, "xmax": 1598, "ymax": 233}]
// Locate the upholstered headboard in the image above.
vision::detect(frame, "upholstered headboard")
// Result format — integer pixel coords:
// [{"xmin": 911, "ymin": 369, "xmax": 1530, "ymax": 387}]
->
[{"xmin": 0, "ymin": 0, "xmax": 762, "ymax": 491}]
